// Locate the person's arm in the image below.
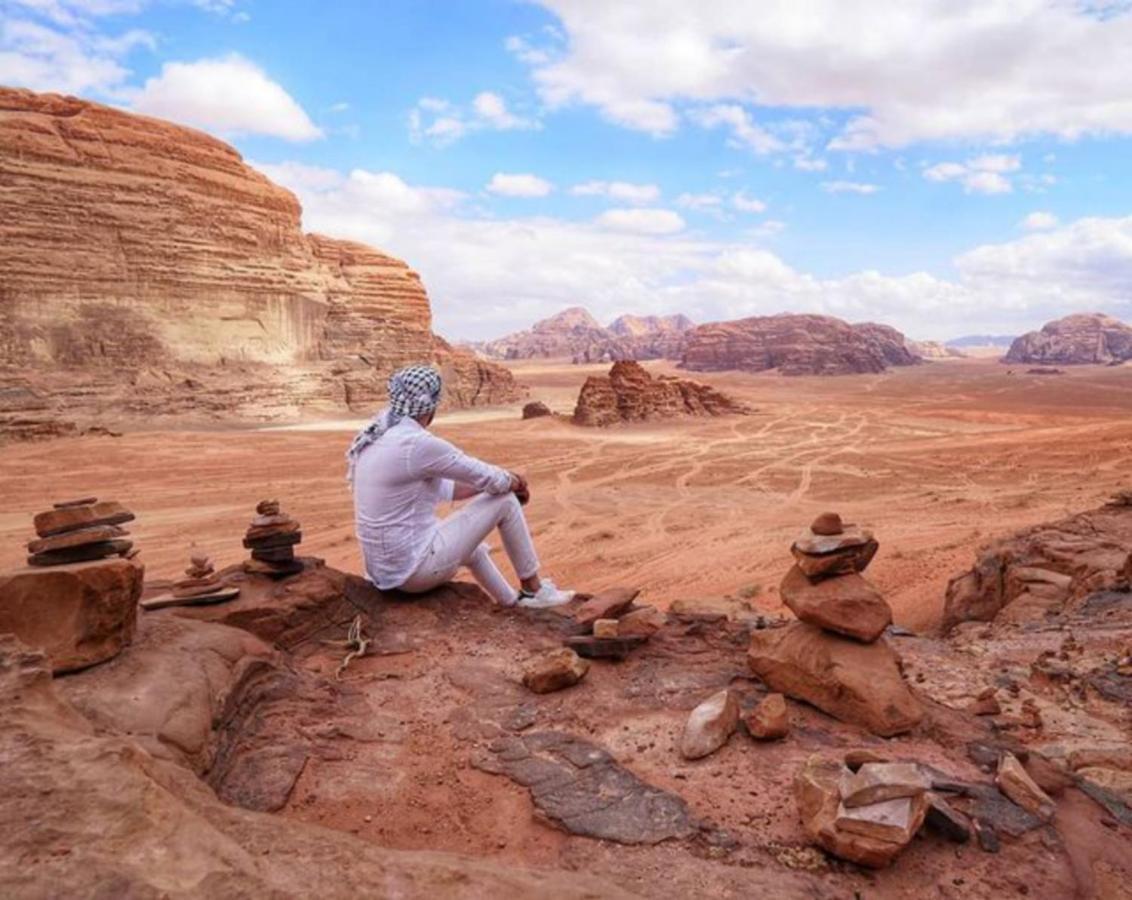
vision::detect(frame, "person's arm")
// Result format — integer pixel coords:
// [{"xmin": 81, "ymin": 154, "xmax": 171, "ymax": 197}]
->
[
  {"xmin": 452, "ymin": 483, "xmax": 480, "ymax": 501},
  {"xmin": 412, "ymin": 431, "xmax": 514, "ymax": 495}
]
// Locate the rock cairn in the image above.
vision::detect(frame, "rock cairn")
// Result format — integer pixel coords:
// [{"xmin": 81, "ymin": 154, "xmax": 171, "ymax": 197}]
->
[
  {"xmin": 26, "ymin": 497, "xmax": 136, "ymax": 566},
  {"xmin": 562, "ymin": 587, "xmax": 665, "ymax": 660},
  {"xmin": 243, "ymin": 499, "xmax": 303, "ymax": 577},
  {"xmin": 748, "ymin": 512, "xmax": 923, "ymax": 736},
  {"xmin": 141, "ymin": 552, "xmax": 240, "ymax": 611}
]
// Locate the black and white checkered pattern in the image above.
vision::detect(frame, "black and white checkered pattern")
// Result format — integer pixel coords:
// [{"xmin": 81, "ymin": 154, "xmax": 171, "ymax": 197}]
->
[{"xmin": 345, "ymin": 365, "xmax": 443, "ymax": 483}]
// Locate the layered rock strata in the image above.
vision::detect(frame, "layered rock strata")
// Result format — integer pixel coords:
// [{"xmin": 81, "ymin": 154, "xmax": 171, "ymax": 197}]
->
[
  {"xmin": 572, "ymin": 361, "xmax": 746, "ymax": 427},
  {"xmin": 0, "ymin": 87, "xmax": 520, "ymax": 426},
  {"xmin": 1004, "ymin": 313, "xmax": 1132, "ymax": 365},
  {"xmin": 680, "ymin": 314, "xmax": 924, "ymax": 375}
]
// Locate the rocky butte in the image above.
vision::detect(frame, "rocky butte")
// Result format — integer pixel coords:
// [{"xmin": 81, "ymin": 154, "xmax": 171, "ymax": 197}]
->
[
  {"xmin": 680, "ymin": 313, "xmax": 923, "ymax": 376},
  {"xmin": 476, "ymin": 307, "xmax": 695, "ymax": 363},
  {"xmin": 1003, "ymin": 313, "xmax": 1132, "ymax": 366},
  {"xmin": 0, "ymin": 87, "xmax": 520, "ymax": 431},
  {"xmin": 572, "ymin": 361, "xmax": 747, "ymax": 426}
]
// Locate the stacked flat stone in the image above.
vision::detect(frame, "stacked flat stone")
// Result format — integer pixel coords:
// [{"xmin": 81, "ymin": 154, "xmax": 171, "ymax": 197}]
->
[
  {"xmin": 26, "ymin": 497, "xmax": 136, "ymax": 567},
  {"xmin": 243, "ymin": 499, "xmax": 303, "ymax": 576},
  {"xmin": 781, "ymin": 512, "xmax": 891, "ymax": 642},
  {"xmin": 173, "ymin": 553, "xmax": 226, "ymax": 600},
  {"xmin": 747, "ymin": 512, "xmax": 923, "ymax": 738}
]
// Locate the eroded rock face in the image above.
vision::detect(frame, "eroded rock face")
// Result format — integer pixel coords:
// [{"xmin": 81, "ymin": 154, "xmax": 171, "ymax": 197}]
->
[
  {"xmin": 573, "ymin": 361, "xmax": 746, "ymax": 426},
  {"xmin": 680, "ymin": 314, "xmax": 923, "ymax": 376},
  {"xmin": 942, "ymin": 501, "xmax": 1132, "ymax": 631},
  {"xmin": 0, "ymin": 87, "xmax": 519, "ymax": 422},
  {"xmin": 1004, "ymin": 313, "xmax": 1132, "ymax": 365},
  {"xmin": 748, "ymin": 622, "xmax": 923, "ymax": 737},
  {"xmin": 477, "ymin": 307, "xmax": 694, "ymax": 362},
  {"xmin": 0, "ymin": 557, "xmax": 143, "ymax": 672}
]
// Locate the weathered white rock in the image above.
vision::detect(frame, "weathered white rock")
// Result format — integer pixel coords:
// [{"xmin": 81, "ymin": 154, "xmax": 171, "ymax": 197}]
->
[
  {"xmin": 680, "ymin": 689, "xmax": 739, "ymax": 760},
  {"xmin": 996, "ymin": 753, "xmax": 1056, "ymax": 821}
]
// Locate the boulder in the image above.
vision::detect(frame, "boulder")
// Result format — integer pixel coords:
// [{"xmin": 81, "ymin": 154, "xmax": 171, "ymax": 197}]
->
[
  {"xmin": 680, "ymin": 689, "xmax": 739, "ymax": 759},
  {"xmin": 0, "ymin": 558, "xmax": 143, "ymax": 672},
  {"xmin": 778, "ymin": 566, "xmax": 892, "ymax": 642},
  {"xmin": 572, "ymin": 361, "xmax": 746, "ymax": 427},
  {"xmin": 1004, "ymin": 313, "xmax": 1132, "ymax": 365},
  {"xmin": 522, "ymin": 648, "xmax": 589, "ymax": 694},
  {"xmin": 791, "ymin": 539, "xmax": 879, "ymax": 580},
  {"xmin": 748, "ymin": 622, "xmax": 923, "ymax": 737},
  {"xmin": 521, "ymin": 401, "xmax": 553, "ymax": 419},
  {"xmin": 841, "ymin": 762, "xmax": 930, "ymax": 807},
  {"xmin": 745, "ymin": 692, "xmax": 789, "ymax": 740},
  {"xmin": 794, "ymin": 756, "xmax": 922, "ymax": 868},
  {"xmin": 996, "ymin": 753, "xmax": 1056, "ymax": 821}
]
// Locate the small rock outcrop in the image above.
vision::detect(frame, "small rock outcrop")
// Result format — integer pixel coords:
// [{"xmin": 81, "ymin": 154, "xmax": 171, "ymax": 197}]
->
[
  {"xmin": 521, "ymin": 401, "xmax": 553, "ymax": 419},
  {"xmin": 572, "ymin": 361, "xmax": 746, "ymax": 427},
  {"xmin": 680, "ymin": 314, "xmax": 924, "ymax": 376},
  {"xmin": 1004, "ymin": 313, "xmax": 1132, "ymax": 365}
]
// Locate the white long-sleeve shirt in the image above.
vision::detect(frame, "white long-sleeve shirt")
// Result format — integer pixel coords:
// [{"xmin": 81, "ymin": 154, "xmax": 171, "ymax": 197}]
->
[{"xmin": 352, "ymin": 417, "xmax": 512, "ymax": 589}]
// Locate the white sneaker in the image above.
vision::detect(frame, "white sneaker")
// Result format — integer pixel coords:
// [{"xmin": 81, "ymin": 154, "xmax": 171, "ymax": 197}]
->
[{"xmin": 516, "ymin": 579, "xmax": 575, "ymax": 609}]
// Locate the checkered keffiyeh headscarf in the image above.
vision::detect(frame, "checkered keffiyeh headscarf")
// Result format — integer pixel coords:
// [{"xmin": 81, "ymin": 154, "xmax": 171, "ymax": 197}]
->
[{"xmin": 346, "ymin": 365, "xmax": 443, "ymax": 483}]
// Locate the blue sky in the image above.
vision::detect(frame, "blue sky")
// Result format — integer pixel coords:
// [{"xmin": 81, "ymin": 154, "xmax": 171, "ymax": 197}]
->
[{"xmin": 3, "ymin": 0, "xmax": 1132, "ymax": 341}]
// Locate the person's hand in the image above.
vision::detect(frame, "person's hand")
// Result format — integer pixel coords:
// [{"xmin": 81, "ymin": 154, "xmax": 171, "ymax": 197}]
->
[{"xmin": 510, "ymin": 472, "xmax": 530, "ymax": 506}]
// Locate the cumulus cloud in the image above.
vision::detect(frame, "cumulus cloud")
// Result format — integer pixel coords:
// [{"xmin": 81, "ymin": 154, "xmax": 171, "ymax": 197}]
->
[
  {"xmin": 486, "ymin": 172, "xmax": 554, "ymax": 197},
  {"xmin": 732, "ymin": 191, "xmax": 767, "ymax": 212},
  {"xmin": 923, "ymin": 154, "xmax": 1021, "ymax": 194},
  {"xmin": 571, "ymin": 180, "xmax": 660, "ymax": 203},
  {"xmin": 513, "ymin": 1, "xmax": 1132, "ymax": 150},
  {"xmin": 1020, "ymin": 211, "xmax": 1059, "ymax": 231},
  {"xmin": 409, "ymin": 90, "xmax": 540, "ymax": 146},
  {"xmin": 821, "ymin": 181, "xmax": 880, "ymax": 195},
  {"xmin": 260, "ymin": 158, "xmax": 1132, "ymax": 341},
  {"xmin": 596, "ymin": 208, "xmax": 686, "ymax": 235},
  {"xmin": 132, "ymin": 55, "xmax": 322, "ymax": 140},
  {"xmin": 691, "ymin": 104, "xmax": 783, "ymax": 154},
  {"xmin": 676, "ymin": 192, "xmax": 723, "ymax": 210}
]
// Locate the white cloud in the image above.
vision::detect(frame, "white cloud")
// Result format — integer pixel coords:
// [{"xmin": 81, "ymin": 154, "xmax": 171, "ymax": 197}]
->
[
  {"xmin": 676, "ymin": 192, "xmax": 723, "ymax": 210},
  {"xmin": 263, "ymin": 158, "xmax": 1132, "ymax": 342},
  {"xmin": 821, "ymin": 181, "xmax": 880, "ymax": 195},
  {"xmin": 486, "ymin": 173, "xmax": 554, "ymax": 198},
  {"xmin": 596, "ymin": 208, "xmax": 685, "ymax": 235},
  {"xmin": 692, "ymin": 104, "xmax": 784, "ymax": 154},
  {"xmin": 132, "ymin": 54, "xmax": 322, "ymax": 140},
  {"xmin": 924, "ymin": 154, "xmax": 1021, "ymax": 194},
  {"xmin": 571, "ymin": 180, "xmax": 660, "ymax": 203},
  {"xmin": 410, "ymin": 90, "xmax": 540, "ymax": 146},
  {"xmin": 732, "ymin": 191, "xmax": 767, "ymax": 212},
  {"xmin": 1020, "ymin": 211, "xmax": 1059, "ymax": 231},
  {"xmin": 794, "ymin": 156, "xmax": 828, "ymax": 172},
  {"xmin": 516, "ymin": 1, "xmax": 1132, "ymax": 149}
]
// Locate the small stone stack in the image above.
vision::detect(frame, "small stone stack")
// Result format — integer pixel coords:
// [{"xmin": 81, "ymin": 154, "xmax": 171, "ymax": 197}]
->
[
  {"xmin": 141, "ymin": 552, "xmax": 240, "ymax": 610},
  {"xmin": 562, "ymin": 587, "xmax": 665, "ymax": 660},
  {"xmin": 242, "ymin": 499, "xmax": 303, "ymax": 576},
  {"xmin": 782, "ymin": 512, "xmax": 890, "ymax": 642},
  {"xmin": 748, "ymin": 512, "xmax": 923, "ymax": 737},
  {"xmin": 26, "ymin": 498, "xmax": 136, "ymax": 566}
]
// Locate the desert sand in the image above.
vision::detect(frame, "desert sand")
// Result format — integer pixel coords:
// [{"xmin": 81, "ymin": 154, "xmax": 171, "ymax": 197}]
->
[{"xmin": 3, "ymin": 357, "xmax": 1130, "ymax": 635}]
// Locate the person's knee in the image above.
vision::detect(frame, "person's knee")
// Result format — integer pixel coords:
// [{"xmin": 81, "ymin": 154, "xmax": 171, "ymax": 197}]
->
[{"xmin": 468, "ymin": 542, "xmax": 492, "ymax": 564}]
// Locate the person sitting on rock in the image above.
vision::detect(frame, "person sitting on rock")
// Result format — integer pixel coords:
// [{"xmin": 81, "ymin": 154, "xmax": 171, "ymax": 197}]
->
[{"xmin": 347, "ymin": 364, "xmax": 574, "ymax": 609}]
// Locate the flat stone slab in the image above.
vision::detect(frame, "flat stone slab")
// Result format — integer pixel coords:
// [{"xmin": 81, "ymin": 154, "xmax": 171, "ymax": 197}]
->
[
  {"xmin": 27, "ymin": 524, "xmax": 128, "ymax": 555},
  {"xmin": 28, "ymin": 539, "xmax": 132, "ymax": 567},
  {"xmin": 141, "ymin": 586, "xmax": 241, "ymax": 611},
  {"xmin": 473, "ymin": 731, "xmax": 696, "ymax": 844},
  {"xmin": 564, "ymin": 634, "xmax": 647, "ymax": 660},
  {"xmin": 33, "ymin": 501, "xmax": 135, "ymax": 538}
]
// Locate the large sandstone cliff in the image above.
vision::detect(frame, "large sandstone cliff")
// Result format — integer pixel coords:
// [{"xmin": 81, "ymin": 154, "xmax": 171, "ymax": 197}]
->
[
  {"xmin": 680, "ymin": 313, "xmax": 923, "ymax": 376},
  {"xmin": 1003, "ymin": 313, "xmax": 1132, "ymax": 365},
  {"xmin": 0, "ymin": 87, "xmax": 520, "ymax": 426}
]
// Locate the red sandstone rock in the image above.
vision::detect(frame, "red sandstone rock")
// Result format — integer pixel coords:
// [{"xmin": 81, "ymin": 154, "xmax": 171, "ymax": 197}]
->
[
  {"xmin": 33, "ymin": 500, "xmax": 135, "ymax": 537},
  {"xmin": 680, "ymin": 313, "xmax": 922, "ymax": 376},
  {"xmin": 522, "ymin": 648, "xmax": 589, "ymax": 694},
  {"xmin": 779, "ymin": 566, "xmax": 892, "ymax": 642},
  {"xmin": 27, "ymin": 524, "xmax": 128, "ymax": 554},
  {"xmin": 748, "ymin": 622, "xmax": 923, "ymax": 737},
  {"xmin": 745, "ymin": 692, "xmax": 790, "ymax": 740},
  {"xmin": 574, "ymin": 587, "xmax": 640, "ymax": 626},
  {"xmin": 0, "ymin": 87, "xmax": 520, "ymax": 421},
  {"xmin": 572, "ymin": 361, "xmax": 746, "ymax": 427},
  {"xmin": 0, "ymin": 557, "xmax": 143, "ymax": 672},
  {"xmin": 521, "ymin": 401, "xmax": 553, "ymax": 419},
  {"xmin": 1004, "ymin": 313, "xmax": 1132, "ymax": 365}
]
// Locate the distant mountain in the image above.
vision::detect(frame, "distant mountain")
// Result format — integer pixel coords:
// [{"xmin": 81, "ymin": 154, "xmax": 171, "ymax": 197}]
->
[
  {"xmin": 476, "ymin": 307, "xmax": 695, "ymax": 362},
  {"xmin": 945, "ymin": 334, "xmax": 1016, "ymax": 348},
  {"xmin": 680, "ymin": 313, "xmax": 923, "ymax": 376},
  {"xmin": 1003, "ymin": 313, "xmax": 1132, "ymax": 365},
  {"xmin": 907, "ymin": 339, "xmax": 966, "ymax": 359}
]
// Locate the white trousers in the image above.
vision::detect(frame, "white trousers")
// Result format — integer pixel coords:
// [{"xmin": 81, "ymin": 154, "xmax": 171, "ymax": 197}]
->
[{"xmin": 398, "ymin": 493, "xmax": 539, "ymax": 605}]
